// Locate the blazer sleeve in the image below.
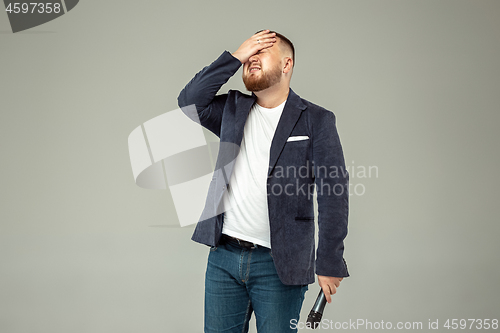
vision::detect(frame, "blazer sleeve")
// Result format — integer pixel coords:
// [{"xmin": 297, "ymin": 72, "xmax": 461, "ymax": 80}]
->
[
  {"xmin": 177, "ymin": 51, "xmax": 242, "ymax": 137},
  {"xmin": 312, "ymin": 110, "xmax": 350, "ymax": 278}
]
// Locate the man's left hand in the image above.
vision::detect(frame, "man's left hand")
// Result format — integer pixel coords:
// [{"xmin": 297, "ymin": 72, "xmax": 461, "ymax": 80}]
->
[{"xmin": 317, "ymin": 275, "xmax": 343, "ymax": 303}]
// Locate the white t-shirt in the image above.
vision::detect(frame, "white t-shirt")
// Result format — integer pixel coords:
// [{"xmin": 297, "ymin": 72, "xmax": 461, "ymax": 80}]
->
[{"xmin": 221, "ymin": 100, "xmax": 286, "ymax": 248}]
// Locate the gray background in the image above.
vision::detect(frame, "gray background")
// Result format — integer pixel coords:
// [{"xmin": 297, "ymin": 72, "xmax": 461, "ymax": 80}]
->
[{"xmin": 1, "ymin": 0, "xmax": 499, "ymax": 332}]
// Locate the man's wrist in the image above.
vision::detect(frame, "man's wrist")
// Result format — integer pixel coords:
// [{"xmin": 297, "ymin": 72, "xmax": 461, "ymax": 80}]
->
[{"xmin": 230, "ymin": 51, "xmax": 244, "ymax": 64}]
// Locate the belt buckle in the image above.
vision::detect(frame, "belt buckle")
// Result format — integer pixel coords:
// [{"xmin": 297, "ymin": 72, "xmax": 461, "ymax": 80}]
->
[{"xmin": 236, "ymin": 237, "xmax": 256, "ymax": 249}]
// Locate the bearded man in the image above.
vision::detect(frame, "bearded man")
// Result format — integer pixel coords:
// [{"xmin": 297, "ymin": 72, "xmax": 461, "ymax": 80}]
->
[{"xmin": 178, "ymin": 30, "xmax": 349, "ymax": 333}]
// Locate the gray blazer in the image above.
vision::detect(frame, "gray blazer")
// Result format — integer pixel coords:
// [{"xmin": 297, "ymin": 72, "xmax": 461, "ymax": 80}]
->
[{"xmin": 178, "ymin": 51, "xmax": 349, "ymax": 285}]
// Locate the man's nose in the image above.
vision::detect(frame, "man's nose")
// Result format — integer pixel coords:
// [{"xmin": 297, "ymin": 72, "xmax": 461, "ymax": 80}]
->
[{"xmin": 248, "ymin": 54, "xmax": 259, "ymax": 63}]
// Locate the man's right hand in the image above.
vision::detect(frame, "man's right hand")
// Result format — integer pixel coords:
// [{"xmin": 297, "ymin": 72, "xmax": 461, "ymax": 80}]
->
[{"xmin": 232, "ymin": 30, "xmax": 277, "ymax": 64}]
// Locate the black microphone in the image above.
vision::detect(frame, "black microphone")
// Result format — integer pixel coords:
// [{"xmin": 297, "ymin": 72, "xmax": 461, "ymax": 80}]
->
[{"xmin": 306, "ymin": 289, "xmax": 328, "ymax": 329}]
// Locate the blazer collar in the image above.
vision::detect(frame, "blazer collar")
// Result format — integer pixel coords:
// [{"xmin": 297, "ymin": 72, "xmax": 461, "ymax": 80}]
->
[
  {"xmin": 248, "ymin": 87, "xmax": 306, "ymax": 111},
  {"xmin": 233, "ymin": 88, "xmax": 307, "ymax": 177}
]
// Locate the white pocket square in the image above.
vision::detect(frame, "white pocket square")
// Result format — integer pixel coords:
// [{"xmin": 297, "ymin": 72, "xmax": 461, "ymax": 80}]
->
[{"xmin": 286, "ymin": 135, "xmax": 309, "ymax": 142}]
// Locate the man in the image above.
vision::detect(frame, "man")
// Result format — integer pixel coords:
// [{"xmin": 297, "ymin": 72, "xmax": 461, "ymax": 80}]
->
[{"xmin": 178, "ymin": 30, "xmax": 349, "ymax": 333}]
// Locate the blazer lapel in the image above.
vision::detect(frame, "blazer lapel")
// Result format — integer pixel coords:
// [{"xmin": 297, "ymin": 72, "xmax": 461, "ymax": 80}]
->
[
  {"xmin": 226, "ymin": 89, "xmax": 306, "ymax": 177},
  {"xmin": 268, "ymin": 88, "xmax": 307, "ymax": 176},
  {"xmin": 215, "ymin": 94, "xmax": 255, "ymax": 186},
  {"xmin": 233, "ymin": 94, "xmax": 256, "ymax": 146}
]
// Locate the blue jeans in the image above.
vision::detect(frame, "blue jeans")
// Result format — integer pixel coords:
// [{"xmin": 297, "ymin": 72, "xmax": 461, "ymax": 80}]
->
[{"xmin": 204, "ymin": 238, "xmax": 308, "ymax": 333}]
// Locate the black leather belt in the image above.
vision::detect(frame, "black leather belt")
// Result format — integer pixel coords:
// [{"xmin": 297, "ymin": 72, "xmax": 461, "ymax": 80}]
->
[{"xmin": 220, "ymin": 234, "xmax": 259, "ymax": 249}]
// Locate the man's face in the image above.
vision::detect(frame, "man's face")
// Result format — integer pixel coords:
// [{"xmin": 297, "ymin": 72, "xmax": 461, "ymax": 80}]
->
[{"xmin": 242, "ymin": 40, "xmax": 284, "ymax": 92}]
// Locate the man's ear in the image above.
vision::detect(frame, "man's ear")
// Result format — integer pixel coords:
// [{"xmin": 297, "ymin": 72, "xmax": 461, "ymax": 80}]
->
[{"xmin": 283, "ymin": 57, "xmax": 293, "ymax": 74}]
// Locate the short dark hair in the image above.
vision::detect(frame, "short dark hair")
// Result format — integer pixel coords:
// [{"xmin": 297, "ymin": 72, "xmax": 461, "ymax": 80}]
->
[{"xmin": 255, "ymin": 30, "xmax": 295, "ymax": 67}]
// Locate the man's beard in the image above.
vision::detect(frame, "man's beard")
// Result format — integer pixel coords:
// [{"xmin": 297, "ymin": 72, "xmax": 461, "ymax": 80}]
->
[{"xmin": 243, "ymin": 63, "xmax": 282, "ymax": 92}]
